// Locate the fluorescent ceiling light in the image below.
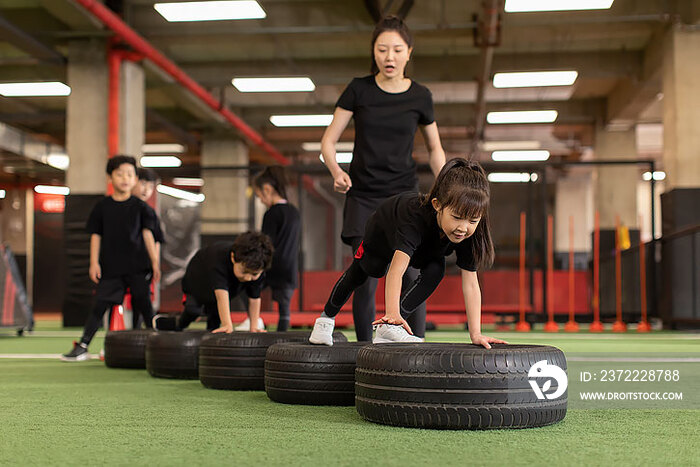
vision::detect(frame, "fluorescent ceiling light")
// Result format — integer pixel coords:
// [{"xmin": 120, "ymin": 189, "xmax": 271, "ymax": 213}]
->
[
  {"xmin": 233, "ymin": 77, "xmax": 315, "ymax": 93},
  {"xmin": 492, "ymin": 150, "xmax": 550, "ymax": 162},
  {"xmin": 319, "ymin": 153, "xmax": 353, "ymax": 164},
  {"xmin": 172, "ymin": 177, "xmax": 205, "ymax": 187},
  {"xmin": 34, "ymin": 185, "xmax": 70, "ymax": 195},
  {"xmin": 270, "ymin": 114, "xmax": 333, "ymax": 127},
  {"xmin": 0, "ymin": 82, "xmax": 71, "ymax": 97},
  {"xmin": 154, "ymin": 1, "xmax": 266, "ymax": 22},
  {"xmin": 487, "ymin": 110, "xmax": 558, "ymax": 124},
  {"xmin": 488, "ymin": 173, "xmax": 538, "ymax": 183},
  {"xmin": 0, "ymin": 190, "xmax": 5, "ymax": 199},
  {"xmin": 46, "ymin": 154, "xmax": 70, "ymax": 170},
  {"xmin": 157, "ymin": 184, "xmax": 205, "ymax": 203},
  {"xmin": 302, "ymin": 142, "xmax": 354, "ymax": 152},
  {"xmin": 140, "ymin": 156, "xmax": 182, "ymax": 168},
  {"xmin": 505, "ymin": 0, "xmax": 614, "ymax": 12},
  {"xmin": 493, "ymin": 71, "xmax": 578, "ymax": 88},
  {"xmin": 142, "ymin": 143, "xmax": 185, "ymax": 154},
  {"xmin": 481, "ymin": 140, "xmax": 541, "ymax": 151},
  {"xmin": 642, "ymin": 171, "xmax": 666, "ymax": 181}
]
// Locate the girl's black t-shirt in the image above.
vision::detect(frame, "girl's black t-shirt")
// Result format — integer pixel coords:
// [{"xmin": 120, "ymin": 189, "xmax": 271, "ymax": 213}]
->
[
  {"xmin": 363, "ymin": 193, "xmax": 477, "ymax": 271},
  {"xmin": 86, "ymin": 196, "xmax": 157, "ymax": 278},
  {"xmin": 336, "ymin": 75, "xmax": 435, "ymax": 198},
  {"xmin": 261, "ymin": 203, "xmax": 301, "ymax": 289}
]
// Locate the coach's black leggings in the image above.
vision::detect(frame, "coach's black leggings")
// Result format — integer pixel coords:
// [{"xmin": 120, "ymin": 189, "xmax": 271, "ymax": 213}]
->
[
  {"xmin": 324, "ymin": 257, "xmax": 444, "ymax": 330},
  {"xmin": 348, "ymin": 238, "xmax": 429, "ymax": 340}
]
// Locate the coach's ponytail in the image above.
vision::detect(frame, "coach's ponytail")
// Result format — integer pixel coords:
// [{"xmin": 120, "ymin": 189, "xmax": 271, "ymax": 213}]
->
[{"xmin": 254, "ymin": 165, "xmax": 288, "ymax": 200}]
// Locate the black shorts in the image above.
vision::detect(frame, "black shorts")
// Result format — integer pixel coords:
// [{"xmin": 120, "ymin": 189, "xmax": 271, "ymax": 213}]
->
[
  {"xmin": 341, "ymin": 194, "xmax": 387, "ymax": 246},
  {"xmin": 95, "ymin": 271, "xmax": 152, "ymax": 304}
]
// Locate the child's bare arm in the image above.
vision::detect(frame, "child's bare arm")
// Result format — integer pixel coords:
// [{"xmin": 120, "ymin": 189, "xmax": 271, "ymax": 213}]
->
[
  {"xmin": 142, "ymin": 229, "xmax": 161, "ymax": 282},
  {"xmin": 212, "ymin": 289, "xmax": 233, "ymax": 333},
  {"xmin": 247, "ymin": 298, "xmax": 264, "ymax": 332},
  {"xmin": 372, "ymin": 250, "xmax": 413, "ymax": 334},
  {"xmin": 461, "ymin": 270, "xmax": 507, "ymax": 349},
  {"xmin": 89, "ymin": 234, "xmax": 101, "ymax": 284}
]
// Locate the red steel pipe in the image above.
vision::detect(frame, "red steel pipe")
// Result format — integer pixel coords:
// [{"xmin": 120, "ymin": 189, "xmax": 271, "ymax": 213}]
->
[{"xmin": 75, "ymin": 0, "xmax": 289, "ymax": 166}]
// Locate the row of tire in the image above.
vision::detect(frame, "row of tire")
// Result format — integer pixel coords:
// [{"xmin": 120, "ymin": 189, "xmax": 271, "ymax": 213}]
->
[{"xmin": 104, "ymin": 329, "xmax": 568, "ymax": 429}]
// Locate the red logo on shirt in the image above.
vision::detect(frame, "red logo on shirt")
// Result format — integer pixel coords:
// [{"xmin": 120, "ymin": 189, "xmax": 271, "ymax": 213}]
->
[{"xmin": 354, "ymin": 242, "xmax": 364, "ymax": 259}]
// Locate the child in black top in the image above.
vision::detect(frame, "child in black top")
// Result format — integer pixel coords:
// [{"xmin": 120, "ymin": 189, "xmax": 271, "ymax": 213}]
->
[
  {"xmin": 242, "ymin": 166, "xmax": 300, "ymax": 332},
  {"xmin": 62, "ymin": 155, "xmax": 160, "ymax": 361},
  {"xmin": 154, "ymin": 232, "xmax": 273, "ymax": 333},
  {"xmin": 309, "ymin": 158, "xmax": 507, "ymax": 349},
  {"xmin": 131, "ymin": 167, "xmax": 165, "ymax": 328}
]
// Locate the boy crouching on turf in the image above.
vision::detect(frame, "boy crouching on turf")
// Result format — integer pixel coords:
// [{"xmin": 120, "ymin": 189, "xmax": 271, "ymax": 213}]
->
[
  {"xmin": 62, "ymin": 155, "xmax": 160, "ymax": 361},
  {"xmin": 153, "ymin": 232, "xmax": 273, "ymax": 333}
]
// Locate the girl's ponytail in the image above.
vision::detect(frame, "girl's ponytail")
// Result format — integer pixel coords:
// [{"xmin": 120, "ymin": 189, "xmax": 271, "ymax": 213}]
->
[{"xmin": 254, "ymin": 165, "xmax": 288, "ymax": 199}]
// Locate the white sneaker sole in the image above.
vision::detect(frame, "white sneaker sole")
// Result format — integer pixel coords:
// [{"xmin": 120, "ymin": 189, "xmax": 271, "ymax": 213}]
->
[
  {"xmin": 372, "ymin": 337, "xmax": 425, "ymax": 344},
  {"xmin": 60, "ymin": 353, "xmax": 90, "ymax": 362}
]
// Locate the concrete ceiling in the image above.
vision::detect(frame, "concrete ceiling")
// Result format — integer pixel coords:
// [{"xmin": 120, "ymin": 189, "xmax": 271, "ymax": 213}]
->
[{"xmin": 0, "ymin": 0, "xmax": 696, "ymax": 181}]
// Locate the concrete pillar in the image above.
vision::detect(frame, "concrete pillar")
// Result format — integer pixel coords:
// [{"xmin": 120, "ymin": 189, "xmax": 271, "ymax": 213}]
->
[
  {"xmin": 118, "ymin": 60, "xmax": 145, "ymax": 156},
  {"xmin": 200, "ymin": 135, "xmax": 249, "ymax": 245},
  {"xmin": 662, "ymin": 27, "xmax": 700, "ymax": 190},
  {"xmin": 594, "ymin": 126, "xmax": 639, "ymax": 229},
  {"xmin": 65, "ymin": 39, "xmax": 108, "ymax": 194},
  {"xmin": 660, "ymin": 26, "xmax": 700, "ymax": 327},
  {"xmin": 554, "ymin": 169, "xmax": 593, "ymax": 260}
]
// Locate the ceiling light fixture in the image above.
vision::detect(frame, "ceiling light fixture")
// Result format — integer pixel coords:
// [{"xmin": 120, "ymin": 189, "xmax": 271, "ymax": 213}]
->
[
  {"xmin": 481, "ymin": 140, "xmax": 541, "ymax": 151},
  {"xmin": 505, "ymin": 0, "xmax": 614, "ymax": 12},
  {"xmin": 493, "ymin": 71, "xmax": 578, "ymax": 88},
  {"xmin": 157, "ymin": 185, "xmax": 205, "ymax": 203},
  {"xmin": 642, "ymin": 171, "xmax": 666, "ymax": 181},
  {"xmin": 34, "ymin": 185, "xmax": 70, "ymax": 195},
  {"xmin": 0, "ymin": 82, "xmax": 71, "ymax": 97},
  {"xmin": 492, "ymin": 150, "xmax": 550, "ymax": 162},
  {"xmin": 487, "ymin": 173, "xmax": 538, "ymax": 183},
  {"xmin": 302, "ymin": 142, "xmax": 354, "ymax": 152},
  {"xmin": 232, "ymin": 77, "xmax": 315, "ymax": 92},
  {"xmin": 269, "ymin": 114, "xmax": 333, "ymax": 127},
  {"xmin": 487, "ymin": 110, "xmax": 558, "ymax": 124},
  {"xmin": 172, "ymin": 177, "xmax": 205, "ymax": 187},
  {"xmin": 319, "ymin": 153, "xmax": 353, "ymax": 164},
  {"xmin": 140, "ymin": 156, "xmax": 182, "ymax": 168},
  {"xmin": 141, "ymin": 144, "xmax": 186, "ymax": 154},
  {"xmin": 154, "ymin": 1, "xmax": 266, "ymax": 22}
]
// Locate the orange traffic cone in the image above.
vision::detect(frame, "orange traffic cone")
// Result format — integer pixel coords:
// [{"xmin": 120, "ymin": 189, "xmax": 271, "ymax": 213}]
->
[{"xmin": 109, "ymin": 305, "xmax": 126, "ymax": 331}]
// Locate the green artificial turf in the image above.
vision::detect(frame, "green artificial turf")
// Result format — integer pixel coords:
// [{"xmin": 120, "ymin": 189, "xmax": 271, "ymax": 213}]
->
[{"xmin": 0, "ymin": 323, "xmax": 698, "ymax": 466}]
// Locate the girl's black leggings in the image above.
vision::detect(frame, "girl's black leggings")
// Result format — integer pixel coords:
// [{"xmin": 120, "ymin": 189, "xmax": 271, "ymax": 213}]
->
[{"xmin": 323, "ymin": 257, "xmax": 445, "ymax": 323}]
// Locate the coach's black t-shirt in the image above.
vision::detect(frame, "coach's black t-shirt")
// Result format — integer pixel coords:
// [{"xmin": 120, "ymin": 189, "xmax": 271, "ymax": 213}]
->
[
  {"xmin": 336, "ymin": 75, "xmax": 435, "ymax": 197},
  {"xmin": 363, "ymin": 193, "xmax": 477, "ymax": 271},
  {"xmin": 182, "ymin": 242, "xmax": 264, "ymax": 305},
  {"xmin": 145, "ymin": 204, "xmax": 165, "ymax": 244},
  {"xmin": 261, "ymin": 203, "xmax": 300, "ymax": 289},
  {"xmin": 86, "ymin": 196, "xmax": 157, "ymax": 278}
]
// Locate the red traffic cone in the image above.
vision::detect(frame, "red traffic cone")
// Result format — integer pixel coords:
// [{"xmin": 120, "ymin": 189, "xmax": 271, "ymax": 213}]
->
[{"xmin": 109, "ymin": 305, "xmax": 126, "ymax": 331}]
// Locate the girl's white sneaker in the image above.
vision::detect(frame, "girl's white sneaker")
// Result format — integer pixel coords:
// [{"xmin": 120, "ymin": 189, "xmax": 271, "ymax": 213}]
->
[{"xmin": 309, "ymin": 317, "xmax": 335, "ymax": 346}]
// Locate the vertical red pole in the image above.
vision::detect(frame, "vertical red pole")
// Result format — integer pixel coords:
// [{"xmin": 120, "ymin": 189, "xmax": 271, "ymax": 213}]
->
[
  {"xmin": 637, "ymin": 215, "xmax": 651, "ymax": 332},
  {"xmin": 516, "ymin": 211, "xmax": 530, "ymax": 331},
  {"xmin": 612, "ymin": 215, "xmax": 627, "ymax": 332},
  {"xmin": 565, "ymin": 215, "xmax": 579, "ymax": 332},
  {"xmin": 544, "ymin": 214, "xmax": 559, "ymax": 332},
  {"xmin": 589, "ymin": 211, "xmax": 604, "ymax": 332}
]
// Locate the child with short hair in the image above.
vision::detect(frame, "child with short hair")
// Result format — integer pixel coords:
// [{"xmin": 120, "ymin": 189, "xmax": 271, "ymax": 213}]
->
[
  {"xmin": 309, "ymin": 158, "xmax": 507, "ymax": 348},
  {"xmin": 62, "ymin": 155, "xmax": 160, "ymax": 361},
  {"xmin": 154, "ymin": 231, "xmax": 274, "ymax": 333},
  {"xmin": 241, "ymin": 166, "xmax": 300, "ymax": 332}
]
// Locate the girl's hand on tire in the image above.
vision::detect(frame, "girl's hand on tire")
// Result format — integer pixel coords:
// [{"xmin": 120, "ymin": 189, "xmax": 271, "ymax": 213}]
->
[
  {"xmin": 470, "ymin": 334, "xmax": 508, "ymax": 349},
  {"xmin": 212, "ymin": 324, "xmax": 234, "ymax": 334},
  {"xmin": 372, "ymin": 314, "xmax": 413, "ymax": 335}
]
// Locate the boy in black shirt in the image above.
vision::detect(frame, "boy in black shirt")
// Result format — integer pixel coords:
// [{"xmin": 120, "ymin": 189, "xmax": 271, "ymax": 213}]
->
[
  {"xmin": 154, "ymin": 232, "xmax": 273, "ymax": 333},
  {"xmin": 62, "ymin": 155, "xmax": 160, "ymax": 361}
]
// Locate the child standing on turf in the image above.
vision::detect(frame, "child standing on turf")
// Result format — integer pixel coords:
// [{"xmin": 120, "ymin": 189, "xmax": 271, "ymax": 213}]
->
[
  {"xmin": 239, "ymin": 166, "xmax": 300, "ymax": 332},
  {"xmin": 62, "ymin": 155, "xmax": 160, "ymax": 361},
  {"xmin": 154, "ymin": 232, "xmax": 273, "ymax": 333},
  {"xmin": 309, "ymin": 158, "xmax": 506, "ymax": 349}
]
